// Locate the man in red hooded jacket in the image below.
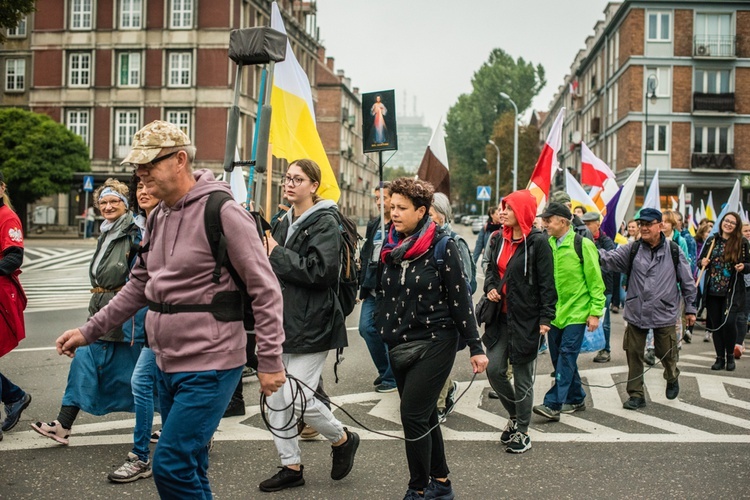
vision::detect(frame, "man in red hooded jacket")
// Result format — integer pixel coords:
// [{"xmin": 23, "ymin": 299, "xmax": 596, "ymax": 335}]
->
[{"xmin": 482, "ymin": 190, "xmax": 557, "ymax": 453}]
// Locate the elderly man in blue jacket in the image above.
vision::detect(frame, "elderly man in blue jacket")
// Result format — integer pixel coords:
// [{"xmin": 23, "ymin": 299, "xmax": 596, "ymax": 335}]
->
[{"xmin": 598, "ymin": 208, "xmax": 697, "ymax": 410}]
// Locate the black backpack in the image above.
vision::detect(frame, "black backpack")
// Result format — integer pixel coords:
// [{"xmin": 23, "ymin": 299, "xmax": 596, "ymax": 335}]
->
[
  {"xmin": 328, "ymin": 209, "xmax": 362, "ymax": 317},
  {"xmin": 625, "ymin": 239, "xmax": 682, "ymax": 288}
]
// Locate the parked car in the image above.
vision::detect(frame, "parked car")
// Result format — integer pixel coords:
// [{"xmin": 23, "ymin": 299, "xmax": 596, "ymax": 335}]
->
[
  {"xmin": 461, "ymin": 215, "xmax": 479, "ymax": 225},
  {"xmin": 471, "ymin": 215, "xmax": 489, "ymax": 234}
]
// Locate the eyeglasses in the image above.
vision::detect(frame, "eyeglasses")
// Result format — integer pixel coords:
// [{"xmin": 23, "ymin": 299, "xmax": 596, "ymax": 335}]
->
[
  {"xmin": 138, "ymin": 151, "xmax": 178, "ymax": 170},
  {"xmin": 284, "ymin": 175, "xmax": 307, "ymax": 187},
  {"xmin": 637, "ymin": 220, "xmax": 658, "ymax": 228},
  {"xmin": 99, "ymin": 199, "xmax": 123, "ymax": 207},
  {"xmin": 723, "ymin": 219, "xmax": 738, "ymax": 227}
]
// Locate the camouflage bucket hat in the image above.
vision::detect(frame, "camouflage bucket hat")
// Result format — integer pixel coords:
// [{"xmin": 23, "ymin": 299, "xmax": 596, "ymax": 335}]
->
[{"xmin": 121, "ymin": 120, "xmax": 191, "ymax": 165}]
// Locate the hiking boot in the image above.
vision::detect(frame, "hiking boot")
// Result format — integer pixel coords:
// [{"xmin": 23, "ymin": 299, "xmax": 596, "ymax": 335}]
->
[
  {"xmin": 424, "ymin": 478, "xmax": 454, "ymax": 499},
  {"xmin": 375, "ymin": 383, "xmax": 398, "ymax": 393},
  {"xmin": 593, "ymin": 349, "xmax": 611, "ymax": 363},
  {"xmin": 150, "ymin": 430, "xmax": 161, "ymax": 443},
  {"xmin": 666, "ymin": 379, "xmax": 680, "ymax": 400},
  {"xmin": 505, "ymin": 431, "xmax": 531, "ymax": 454},
  {"xmin": 330, "ymin": 428, "xmax": 359, "ymax": 480},
  {"xmin": 259, "ymin": 466, "xmax": 305, "ymax": 492},
  {"xmin": 108, "ymin": 452, "xmax": 152, "ymax": 483},
  {"xmin": 444, "ymin": 381, "xmax": 459, "ymax": 415},
  {"xmin": 299, "ymin": 424, "xmax": 319, "ymax": 440},
  {"xmin": 561, "ymin": 401, "xmax": 586, "ymax": 413},
  {"xmin": 31, "ymin": 420, "xmax": 71, "ymax": 445},
  {"xmin": 734, "ymin": 344, "xmax": 744, "ymax": 360},
  {"xmin": 644, "ymin": 348, "xmax": 656, "ymax": 366},
  {"xmin": 222, "ymin": 398, "xmax": 246, "ymax": 418},
  {"xmin": 500, "ymin": 418, "xmax": 518, "ymax": 445},
  {"xmin": 2, "ymin": 392, "xmax": 32, "ymax": 431},
  {"xmin": 242, "ymin": 366, "xmax": 257, "ymax": 379},
  {"xmin": 711, "ymin": 358, "xmax": 725, "ymax": 370},
  {"xmin": 622, "ymin": 397, "xmax": 646, "ymax": 410},
  {"xmin": 532, "ymin": 404, "xmax": 560, "ymax": 422},
  {"xmin": 726, "ymin": 356, "xmax": 736, "ymax": 371}
]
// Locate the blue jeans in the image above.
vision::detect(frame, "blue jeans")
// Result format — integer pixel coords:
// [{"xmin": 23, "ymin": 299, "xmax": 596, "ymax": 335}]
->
[
  {"xmin": 131, "ymin": 347, "xmax": 157, "ymax": 462},
  {"xmin": 153, "ymin": 366, "xmax": 242, "ymax": 499},
  {"xmin": 0, "ymin": 371, "xmax": 25, "ymax": 404},
  {"xmin": 358, "ymin": 295, "xmax": 395, "ymax": 387},
  {"xmin": 544, "ymin": 324, "xmax": 587, "ymax": 410},
  {"xmin": 603, "ymin": 294, "xmax": 612, "ymax": 352}
]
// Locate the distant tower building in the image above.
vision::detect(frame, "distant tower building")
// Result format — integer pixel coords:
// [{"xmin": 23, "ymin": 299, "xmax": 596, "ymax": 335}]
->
[{"xmin": 389, "ymin": 94, "xmax": 432, "ymax": 173}]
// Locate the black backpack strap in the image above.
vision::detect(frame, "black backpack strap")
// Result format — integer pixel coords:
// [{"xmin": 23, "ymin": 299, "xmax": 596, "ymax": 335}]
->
[
  {"xmin": 668, "ymin": 240, "xmax": 682, "ymax": 288},
  {"xmin": 574, "ymin": 233, "xmax": 584, "ymax": 265},
  {"xmin": 625, "ymin": 240, "xmax": 642, "ymax": 288},
  {"xmin": 205, "ymin": 191, "xmax": 233, "ymax": 285}
]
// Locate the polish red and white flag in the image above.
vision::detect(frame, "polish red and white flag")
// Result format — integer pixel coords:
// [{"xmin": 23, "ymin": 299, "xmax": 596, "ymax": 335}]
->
[
  {"xmin": 528, "ymin": 107, "xmax": 565, "ymax": 211},
  {"xmin": 580, "ymin": 141, "xmax": 615, "ymax": 188}
]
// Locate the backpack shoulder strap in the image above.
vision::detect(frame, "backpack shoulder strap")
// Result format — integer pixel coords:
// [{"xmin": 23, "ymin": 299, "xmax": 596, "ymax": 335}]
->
[
  {"xmin": 433, "ymin": 233, "xmax": 453, "ymax": 267},
  {"xmin": 574, "ymin": 232, "xmax": 584, "ymax": 265},
  {"xmin": 625, "ymin": 240, "xmax": 642, "ymax": 287},
  {"xmin": 668, "ymin": 240, "xmax": 682, "ymax": 285},
  {"xmin": 204, "ymin": 191, "xmax": 237, "ymax": 286}
]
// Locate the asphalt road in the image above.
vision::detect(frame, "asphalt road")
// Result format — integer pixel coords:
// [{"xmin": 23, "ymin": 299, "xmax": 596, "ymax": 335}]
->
[{"xmin": 1, "ymin": 227, "xmax": 749, "ymax": 499}]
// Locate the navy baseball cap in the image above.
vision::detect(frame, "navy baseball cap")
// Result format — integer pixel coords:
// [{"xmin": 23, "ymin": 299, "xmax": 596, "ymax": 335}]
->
[{"xmin": 635, "ymin": 208, "xmax": 662, "ymax": 222}]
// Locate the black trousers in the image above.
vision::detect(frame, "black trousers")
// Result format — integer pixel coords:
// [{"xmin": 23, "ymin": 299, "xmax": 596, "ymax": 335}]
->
[
  {"xmin": 706, "ymin": 294, "xmax": 738, "ymax": 360},
  {"xmin": 391, "ymin": 337, "xmax": 456, "ymax": 491}
]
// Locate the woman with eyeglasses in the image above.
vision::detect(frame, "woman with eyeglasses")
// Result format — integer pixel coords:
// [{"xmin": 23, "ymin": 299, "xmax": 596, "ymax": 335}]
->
[
  {"xmin": 258, "ymin": 159, "xmax": 359, "ymax": 493},
  {"xmin": 697, "ymin": 212, "xmax": 750, "ymax": 371},
  {"xmin": 33, "ymin": 178, "xmax": 144, "ymax": 445}
]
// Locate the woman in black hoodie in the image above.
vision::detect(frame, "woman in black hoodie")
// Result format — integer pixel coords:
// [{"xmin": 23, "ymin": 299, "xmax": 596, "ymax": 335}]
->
[{"xmin": 483, "ymin": 189, "xmax": 557, "ymax": 454}]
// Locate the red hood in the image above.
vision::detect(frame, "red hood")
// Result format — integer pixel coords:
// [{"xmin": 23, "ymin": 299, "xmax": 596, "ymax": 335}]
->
[{"xmin": 501, "ymin": 189, "xmax": 537, "ymax": 240}]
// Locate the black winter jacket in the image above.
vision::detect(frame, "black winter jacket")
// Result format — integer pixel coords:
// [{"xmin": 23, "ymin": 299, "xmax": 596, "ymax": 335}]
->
[
  {"xmin": 482, "ymin": 228, "xmax": 557, "ymax": 364},
  {"xmin": 697, "ymin": 234, "xmax": 750, "ymax": 313},
  {"xmin": 377, "ymin": 227, "xmax": 483, "ymax": 357},
  {"xmin": 269, "ymin": 203, "xmax": 347, "ymax": 353},
  {"xmin": 359, "ymin": 216, "xmax": 390, "ymax": 296}
]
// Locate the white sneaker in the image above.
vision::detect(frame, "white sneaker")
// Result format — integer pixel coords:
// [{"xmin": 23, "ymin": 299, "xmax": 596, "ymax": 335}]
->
[{"xmin": 108, "ymin": 452, "xmax": 152, "ymax": 483}]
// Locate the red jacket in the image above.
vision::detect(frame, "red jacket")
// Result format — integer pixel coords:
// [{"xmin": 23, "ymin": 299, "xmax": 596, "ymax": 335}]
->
[{"xmin": 0, "ymin": 203, "xmax": 26, "ymax": 357}]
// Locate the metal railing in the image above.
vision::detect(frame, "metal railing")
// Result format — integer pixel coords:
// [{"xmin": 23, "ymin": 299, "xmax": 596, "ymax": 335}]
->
[
  {"xmin": 691, "ymin": 153, "xmax": 735, "ymax": 170},
  {"xmin": 693, "ymin": 92, "xmax": 735, "ymax": 113},
  {"xmin": 693, "ymin": 35, "xmax": 736, "ymax": 57}
]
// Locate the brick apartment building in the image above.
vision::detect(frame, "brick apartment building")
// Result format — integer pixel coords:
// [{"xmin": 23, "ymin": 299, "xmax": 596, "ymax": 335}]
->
[
  {"xmin": 540, "ymin": 0, "xmax": 750, "ymax": 213},
  {"xmin": 0, "ymin": 0, "xmax": 373, "ymax": 227}
]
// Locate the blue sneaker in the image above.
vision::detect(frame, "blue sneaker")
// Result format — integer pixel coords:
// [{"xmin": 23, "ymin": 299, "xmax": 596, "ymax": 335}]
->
[
  {"xmin": 404, "ymin": 489, "xmax": 424, "ymax": 499},
  {"xmin": 2, "ymin": 392, "xmax": 31, "ymax": 432},
  {"xmin": 424, "ymin": 478, "xmax": 454, "ymax": 500}
]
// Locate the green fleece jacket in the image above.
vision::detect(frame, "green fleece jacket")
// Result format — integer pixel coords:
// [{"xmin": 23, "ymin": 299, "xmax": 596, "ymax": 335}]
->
[{"xmin": 549, "ymin": 229, "xmax": 606, "ymax": 328}]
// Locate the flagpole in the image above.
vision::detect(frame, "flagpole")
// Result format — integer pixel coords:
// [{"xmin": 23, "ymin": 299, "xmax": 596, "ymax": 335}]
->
[{"xmin": 379, "ymin": 150, "xmax": 385, "ymax": 242}]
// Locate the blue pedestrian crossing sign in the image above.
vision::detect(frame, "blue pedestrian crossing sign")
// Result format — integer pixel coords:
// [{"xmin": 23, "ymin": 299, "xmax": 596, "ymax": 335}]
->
[
  {"xmin": 476, "ymin": 186, "xmax": 491, "ymax": 201},
  {"xmin": 83, "ymin": 175, "xmax": 94, "ymax": 192}
]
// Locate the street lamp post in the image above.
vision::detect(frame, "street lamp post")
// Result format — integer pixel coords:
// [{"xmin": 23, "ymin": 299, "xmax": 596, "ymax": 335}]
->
[
  {"xmin": 500, "ymin": 92, "xmax": 519, "ymax": 192},
  {"xmin": 488, "ymin": 140, "xmax": 500, "ymax": 206},
  {"xmin": 644, "ymin": 75, "xmax": 658, "ymax": 199}
]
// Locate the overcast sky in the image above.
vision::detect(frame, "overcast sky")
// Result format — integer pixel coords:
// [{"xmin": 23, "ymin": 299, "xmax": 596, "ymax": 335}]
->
[{"xmin": 315, "ymin": 0, "xmax": 614, "ymax": 130}]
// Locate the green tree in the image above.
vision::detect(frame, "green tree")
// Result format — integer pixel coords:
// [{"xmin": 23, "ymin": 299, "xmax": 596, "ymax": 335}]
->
[
  {"xmin": 486, "ymin": 112, "xmax": 541, "ymax": 200},
  {"xmin": 445, "ymin": 48, "xmax": 545, "ymax": 204},
  {"xmin": 383, "ymin": 165, "xmax": 412, "ymax": 181},
  {"xmin": 0, "ymin": 0, "xmax": 35, "ymax": 43},
  {"xmin": 0, "ymin": 108, "xmax": 90, "ymax": 228}
]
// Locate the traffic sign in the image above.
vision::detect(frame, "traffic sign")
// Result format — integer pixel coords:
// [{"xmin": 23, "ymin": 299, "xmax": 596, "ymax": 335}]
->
[
  {"xmin": 83, "ymin": 175, "xmax": 94, "ymax": 192},
  {"xmin": 476, "ymin": 186, "xmax": 491, "ymax": 201}
]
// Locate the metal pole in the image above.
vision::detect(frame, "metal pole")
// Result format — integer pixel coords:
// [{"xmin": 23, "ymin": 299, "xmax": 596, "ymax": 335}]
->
[
  {"xmin": 379, "ymin": 151, "xmax": 385, "ymax": 242},
  {"xmin": 254, "ymin": 61, "xmax": 275, "ymax": 211},
  {"xmin": 500, "ymin": 93, "xmax": 519, "ymax": 193},
  {"xmin": 83, "ymin": 195, "xmax": 89, "ymax": 239},
  {"xmin": 644, "ymin": 91, "xmax": 648, "ymax": 200},
  {"xmin": 489, "ymin": 140, "xmax": 500, "ymax": 206}
]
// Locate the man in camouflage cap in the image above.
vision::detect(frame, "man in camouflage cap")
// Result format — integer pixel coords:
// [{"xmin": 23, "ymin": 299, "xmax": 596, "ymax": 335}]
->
[{"xmin": 56, "ymin": 120, "xmax": 287, "ymax": 498}]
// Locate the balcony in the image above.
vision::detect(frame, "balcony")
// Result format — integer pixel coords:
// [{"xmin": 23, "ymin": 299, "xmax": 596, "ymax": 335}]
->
[
  {"xmin": 691, "ymin": 153, "xmax": 735, "ymax": 170},
  {"xmin": 693, "ymin": 35, "xmax": 736, "ymax": 58},
  {"xmin": 693, "ymin": 92, "xmax": 735, "ymax": 113}
]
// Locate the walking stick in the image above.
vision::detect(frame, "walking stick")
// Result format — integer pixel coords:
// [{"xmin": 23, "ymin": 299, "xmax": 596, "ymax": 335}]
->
[{"xmin": 695, "ymin": 237, "xmax": 716, "ymax": 286}]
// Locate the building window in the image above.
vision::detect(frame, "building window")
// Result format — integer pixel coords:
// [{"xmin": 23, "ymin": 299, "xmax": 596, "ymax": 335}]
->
[
  {"xmin": 166, "ymin": 110, "xmax": 191, "ymax": 138},
  {"xmin": 695, "ymin": 13, "xmax": 733, "ymax": 57},
  {"xmin": 5, "ymin": 59, "xmax": 25, "ymax": 91},
  {"xmin": 67, "ymin": 110, "xmax": 91, "ymax": 147},
  {"xmin": 7, "ymin": 16, "xmax": 27, "ymax": 37},
  {"xmin": 645, "ymin": 67, "xmax": 671, "ymax": 97},
  {"xmin": 115, "ymin": 110, "xmax": 140, "ymax": 157},
  {"xmin": 120, "ymin": 0, "xmax": 142, "ymax": 29},
  {"xmin": 695, "ymin": 69, "xmax": 731, "ymax": 94},
  {"xmin": 694, "ymin": 126, "xmax": 730, "ymax": 154},
  {"xmin": 170, "ymin": 0, "xmax": 193, "ymax": 29},
  {"xmin": 647, "ymin": 12, "xmax": 670, "ymax": 41},
  {"xmin": 68, "ymin": 53, "xmax": 92, "ymax": 87},
  {"xmin": 118, "ymin": 52, "xmax": 141, "ymax": 87},
  {"xmin": 70, "ymin": 0, "xmax": 93, "ymax": 30},
  {"xmin": 646, "ymin": 124, "xmax": 668, "ymax": 153},
  {"xmin": 168, "ymin": 52, "xmax": 191, "ymax": 87}
]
